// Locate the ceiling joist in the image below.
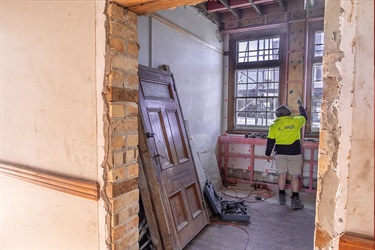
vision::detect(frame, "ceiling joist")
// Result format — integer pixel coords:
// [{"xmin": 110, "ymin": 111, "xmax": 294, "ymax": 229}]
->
[
  {"xmin": 205, "ymin": 0, "xmax": 276, "ymax": 13},
  {"xmin": 194, "ymin": 3, "xmax": 221, "ymax": 26},
  {"xmin": 218, "ymin": 0, "xmax": 241, "ymax": 19},
  {"xmin": 248, "ymin": 0, "xmax": 263, "ymax": 15},
  {"xmin": 112, "ymin": 0, "xmax": 205, "ymax": 14},
  {"xmin": 276, "ymin": 0, "xmax": 288, "ymax": 12}
]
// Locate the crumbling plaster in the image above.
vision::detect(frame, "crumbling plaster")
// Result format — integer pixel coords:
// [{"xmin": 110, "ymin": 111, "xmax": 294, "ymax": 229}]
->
[{"xmin": 315, "ymin": 0, "xmax": 374, "ymax": 249}]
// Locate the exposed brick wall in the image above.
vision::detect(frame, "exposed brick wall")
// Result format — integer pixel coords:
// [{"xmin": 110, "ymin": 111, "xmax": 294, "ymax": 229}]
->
[{"xmin": 103, "ymin": 2, "xmax": 139, "ymax": 250}]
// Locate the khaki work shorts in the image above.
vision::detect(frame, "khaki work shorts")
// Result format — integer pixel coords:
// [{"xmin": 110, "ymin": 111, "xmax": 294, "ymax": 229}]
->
[{"xmin": 274, "ymin": 154, "xmax": 303, "ymax": 176}]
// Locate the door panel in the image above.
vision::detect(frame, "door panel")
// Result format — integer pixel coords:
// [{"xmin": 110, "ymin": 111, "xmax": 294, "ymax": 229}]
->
[
  {"xmin": 166, "ymin": 110, "xmax": 189, "ymax": 164},
  {"xmin": 148, "ymin": 109, "xmax": 174, "ymax": 169},
  {"xmin": 139, "ymin": 65, "xmax": 208, "ymax": 249},
  {"xmin": 185, "ymin": 182, "xmax": 202, "ymax": 219},
  {"xmin": 169, "ymin": 190, "xmax": 189, "ymax": 231}
]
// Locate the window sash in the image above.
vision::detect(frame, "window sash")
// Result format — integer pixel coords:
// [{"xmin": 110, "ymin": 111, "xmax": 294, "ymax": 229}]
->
[
  {"xmin": 234, "ymin": 67, "xmax": 279, "ymax": 127},
  {"xmin": 314, "ymin": 31, "xmax": 324, "ymax": 57},
  {"xmin": 311, "ymin": 63, "xmax": 323, "ymax": 131},
  {"xmin": 310, "ymin": 29, "xmax": 324, "ymax": 132},
  {"xmin": 237, "ymin": 37, "xmax": 280, "ymax": 63}
]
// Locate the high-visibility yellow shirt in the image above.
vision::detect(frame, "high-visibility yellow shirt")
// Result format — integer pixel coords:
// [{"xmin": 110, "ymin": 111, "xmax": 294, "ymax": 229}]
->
[{"xmin": 268, "ymin": 115, "xmax": 306, "ymax": 145}]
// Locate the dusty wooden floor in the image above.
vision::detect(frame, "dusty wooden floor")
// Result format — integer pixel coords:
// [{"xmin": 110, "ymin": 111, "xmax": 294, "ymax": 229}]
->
[{"xmin": 185, "ymin": 187, "xmax": 316, "ymax": 250}]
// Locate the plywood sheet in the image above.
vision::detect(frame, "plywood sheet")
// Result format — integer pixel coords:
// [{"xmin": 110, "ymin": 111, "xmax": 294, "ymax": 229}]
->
[
  {"xmin": 286, "ymin": 81, "xmax": 303, "ymax": 112},
  {"xmin": 288, "ymin": 52, "xmax": 304, "ymax": 81},
  {"xmin": 191, "ymin": 134, "xmax": 223, "ymax": 193},
  {"xmin": 289, "ymin": 21, "xmax": 305, "ymax": 50}
]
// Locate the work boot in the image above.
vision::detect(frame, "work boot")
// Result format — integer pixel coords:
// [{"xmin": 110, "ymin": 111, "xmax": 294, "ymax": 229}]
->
[
  {"xmin": 291, "ymin": 196, "xmax": 304, "ymax": 209},
  {"xmin": 278, "ymin": 193, "xmax": 286, "ymax": 205}
]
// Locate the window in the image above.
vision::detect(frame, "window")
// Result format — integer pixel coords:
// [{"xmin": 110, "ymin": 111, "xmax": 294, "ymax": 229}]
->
[
  {"xmin": 311, "ymin": 31, "xmax": 324, "ymax": 131},
  {"xmin": 237, "ymin": 37, "xmax": 280, "ymax": 62},
  {"xmin": 232, "ymin": 36, "xmax": 282, "ymax": 129},
  {"xmin": 235, "ymin": 68, "xmax": 279, "ymax": 126}
]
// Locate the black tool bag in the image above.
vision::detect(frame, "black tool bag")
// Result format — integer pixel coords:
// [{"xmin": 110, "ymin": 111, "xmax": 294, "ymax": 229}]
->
[{"xmin": 203, "ymin": 180, "xmax": 250, "ymax": 222}]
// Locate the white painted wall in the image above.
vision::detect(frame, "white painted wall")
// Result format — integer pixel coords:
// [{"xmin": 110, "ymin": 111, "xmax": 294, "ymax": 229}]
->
[
  {"xmin": 0, "ymin": 1, "xmax": 105, "ymax": 248},
  {"xmin": 1, "ymin": 1, "xmax": 97, "ymax": 179},
  {"xmin": 339, "ymin": 0, "xmax": 374, "ymax": 235},
  {"xmin": 1, "ymin": 176, "xmax": 99, "ymax": 249},
  {"xmin": 138, "ymin": 7, "xmax": 224, "ymax": 146}
]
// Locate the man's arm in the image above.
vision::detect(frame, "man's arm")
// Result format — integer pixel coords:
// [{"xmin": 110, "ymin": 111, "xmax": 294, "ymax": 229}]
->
[
  {"xmin": 265, "ymin": 138, "xmax": 275, "ymax": 162},
  {"xmin": 298, "ymin": 106, "xmax": 308, "ymax": 121},
  {"xmin": 297, "ymin": 98, "xmax": 308, "ymax": 121},
  {"xmin": 265, "ymin": 138, "xmax": 275, "ymax": 156}
]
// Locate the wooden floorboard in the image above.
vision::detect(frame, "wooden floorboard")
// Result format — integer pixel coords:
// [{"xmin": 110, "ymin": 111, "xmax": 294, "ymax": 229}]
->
[{"xmin": 185, "ymin": 200, "xmax": 316, "ymax": 250}]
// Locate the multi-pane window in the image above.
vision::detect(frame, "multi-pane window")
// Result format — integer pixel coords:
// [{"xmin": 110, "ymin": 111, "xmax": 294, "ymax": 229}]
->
[
  {"xmin": 311, "ymin": 31, "xmax": 324, "ymax": 131},
  {"xmin": 238, "ymin": 37, "xmax": 280, "ymax": 62},
  {"xmin": 311, "ymin": 63, "xmax": 323, "ymax": 129},
  {"xmin": 314, "ymin": 31, "xmax": 324, "ymax": 57},
  {"xmin": 234, "ymin": 37, "xmax": 280, "ymax": 127}
]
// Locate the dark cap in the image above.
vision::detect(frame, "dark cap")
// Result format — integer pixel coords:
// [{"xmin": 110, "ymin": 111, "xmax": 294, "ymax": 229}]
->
[{"xmin": 275, "ymin": 105, "xmax": 291, "ymax": 117}]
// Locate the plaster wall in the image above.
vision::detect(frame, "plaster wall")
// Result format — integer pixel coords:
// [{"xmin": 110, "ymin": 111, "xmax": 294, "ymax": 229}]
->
[
  {"xmin": 138, "ymin": 7, "xmax": 224, "ymax": 145},
  {"xmin": 340, "ymin": 0, "xmax": 374, "ymax": 235},
  {"xmin": 0, "ymin": 1, "xmax": 102, "ymax": 248},
  {"xmin": 0, "ymin": 176, "xmax": 99, "ymax": 248},
  {"xmin": 1, "ymin": 1, "xmax": 97, "ymax": 179},
  {"xmin": 316, "ymin": 0, "xmax": 374, "ymax": 248}
]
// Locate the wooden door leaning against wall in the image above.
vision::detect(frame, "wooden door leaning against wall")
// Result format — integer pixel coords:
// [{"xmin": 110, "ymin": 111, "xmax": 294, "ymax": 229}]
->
[{"xmin": 138, "ymin": 65, "xmax": 209, "ymax": 250}]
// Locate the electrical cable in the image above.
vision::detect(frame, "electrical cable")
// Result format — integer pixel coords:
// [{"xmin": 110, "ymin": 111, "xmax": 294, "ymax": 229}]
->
[
  {"xmin": 219, "ymin": 186, "xmax": 276, "ymax": 203},
  {"xmin": 208, "ymin": 220, "xmax": 250, "ymax": 250}
]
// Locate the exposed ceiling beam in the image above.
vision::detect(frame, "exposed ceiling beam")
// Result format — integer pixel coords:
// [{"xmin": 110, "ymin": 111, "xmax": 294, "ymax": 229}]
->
[
  {"xmin": 248, "ymin": 0, "xmax": 263, "ymax": 15},
  {"xmin": 112, "ymin": 0, "xmax": 206, "ymax": 14},
  {"xmin": 194, "ymin": 3, "xmax": 221, "ymax": 26},
  {"xmin": 205, "ymin": 0, "xmax": 275, "ymax": 13},
  {"xmin": 218, "ymin": 0, "xmax": 241, "ymax": 18},
  {"xmin": 276, "ymin": 0, "xmax": 287, "ymax": 12}
]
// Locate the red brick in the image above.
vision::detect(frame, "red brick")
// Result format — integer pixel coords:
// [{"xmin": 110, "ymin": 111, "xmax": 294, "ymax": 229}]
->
[
  {"xmin": 112, "ymin": 203, "xmax": 139, "ymax": 227},
  {"xmin": 110, "ymin": 104, "xmax": 125, "ymax": 118},
  {"xmin": 109, "ymin": 36, "xmax": 125, "ymax": 53},
  {"xmin": 113, "ymin": 230, "xmax": 138, "ymax": 250},
  {"xmin": 124, "ymin": 73, "xmax": 139, "ymax": 89},
  {"xmin": 111, "ymin": 178, "xmax": 138, "ymax": 198},
  {"xmin": 111, "ymin": 118, "xmax": 138, "ymax": 133},
  {"xmin": 112, "ymin": 54, "xmax": 138, "ymax": 72},
  {"xmin": 125, "ymin": 103, "xmax": 138, "ymax": 117},
  {"xmin": 128, "ymin": 163, "xmax": 138, "ymax": 178},
  {"xmin": 107, "ymin": 3, "xmax": 126, "ymax": 21},
  {"xmin": 129, "ymin": 202, "xmax": 139, "ymax": 218},
  {"xmin": 108, "ymin": 21, "xmax": 127, "ymax": 38},
  {"xmin": 123, "ymin": 10, "xmax": 138, "ymax": 31},
  {"xmin": 127, "ymin": 216, "xmax": 139, "ymax": 232},
  {"xmin": 108, "ymin": 69, "xmax": 125, "ymax": 86},
  {"xmin": 112, "ymin": 223, "xmax": 126, "ymax": 241},
  {"xmin": 126, "ymin": 133, "xmax": 138, "ymax": 147},
  {"xmin": 127, "ymin": 41, "xmax": 139, "ymax": 58},
  {"xmin": 125, "ymin": 148, "xmax": 138, "ymax": 162},
  {"xmin": 111, "ymin": 87, "xmax": 138, "ymax": 102},
  {"xmin": 112, "ymin": 208, "xmax": 129, "ymax": 227},
  {"xmin": 112, "ymin": 150, "xmax": 124, "ymax": 165},
  {"xmin": 108, "ymin": 167, "xmax": 127, "ymax": 183},
  {"xmin": 112, "ymin": 135, "xmax": 126, "ymax": 149},
  {"xmin": 112, "ymin": 188, "xmax": 139, "ymax": 213}
]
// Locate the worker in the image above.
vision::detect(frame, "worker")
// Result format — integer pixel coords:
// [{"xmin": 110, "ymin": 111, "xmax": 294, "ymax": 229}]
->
[{"xmin": 265, "ymin": 99, "xmax": 307, "ymax": 209}]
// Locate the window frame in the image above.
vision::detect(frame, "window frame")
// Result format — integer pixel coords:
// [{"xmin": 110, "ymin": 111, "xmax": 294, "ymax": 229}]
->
[
  {"xmin": 305, "ymin": 21, "xmax": 324, "ymax": 136},
  {"xmin": 227, "ymin": 30, "xmax": 287, "ymax": 133}
]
